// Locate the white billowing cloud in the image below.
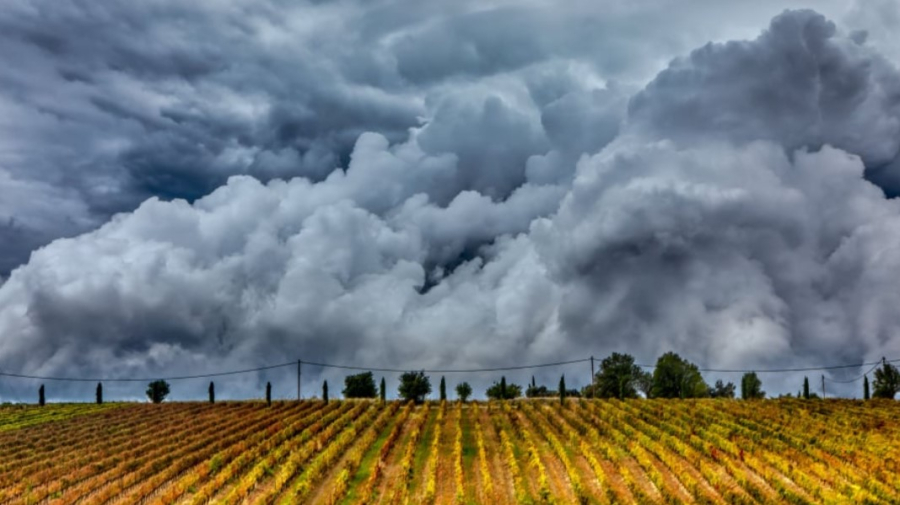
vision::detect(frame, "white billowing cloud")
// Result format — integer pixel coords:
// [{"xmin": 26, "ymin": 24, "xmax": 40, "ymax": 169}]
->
[{"xmin": 5, "ymin": 6, "xmax": 900, "ymax": 400}]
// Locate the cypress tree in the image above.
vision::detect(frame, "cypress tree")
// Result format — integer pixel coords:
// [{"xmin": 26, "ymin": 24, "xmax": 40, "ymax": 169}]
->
[
  {"xmin": 266, "ymin": 382, "xmax": 272, "ymax": 406},
  {"xmin": 96, "ymin": 383, "xmax": 103, "ymax": 405},
  {"xmin": 209, "ymin": 382, "xmax": 215, "ymax": 404},
  {"xmin": 439, "ymin": 376, "xmax": 447, "ymax": 401},
  {"xmin": 39, "ymin": 384, "xmax": 45, "ymax": 406},
  {"xmin": 500, "ymin": 376, "xmax": 507, "ymax": 400},
  {"xmin": 864, "ymin": 375, "xmax": 870, "ymax": 400},
  {"xmin": 559, "ymin": 375, "xmax": 566, "ymax": 404},
  {"xmin": 380, "ymin": 377, "xmax": 386, "ymax": 402},
  {"xmin": 323, "ymin": 381, "xmax": 329, "ymax": 404},
  {"xmin": 532, "ymin": 376, "xmax": 536, "ymax": 389},
  {"xmin": 803, "ymin": 376, "xmax": 810, "ymax": 399}
]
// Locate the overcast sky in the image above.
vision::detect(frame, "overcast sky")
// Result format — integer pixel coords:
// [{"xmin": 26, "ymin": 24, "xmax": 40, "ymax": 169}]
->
[{"xmin": 2, "ymin": 0, "xmax": 900, "ymax": 401}]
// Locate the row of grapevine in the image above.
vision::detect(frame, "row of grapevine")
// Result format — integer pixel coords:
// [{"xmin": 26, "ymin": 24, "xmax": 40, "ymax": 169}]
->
[
  {"xmin": 453, "ymin": 402, "xmax": 465, "ymax": 504},
  {"xmin": 348, "ymin": 401, "xmax": 414, "ymax": 504},
  {"xmin": 4, "ymin": 399, "xmax": 900, "ymax": 503},
  {"xmin": 322, "ymin": 401, "xmax": 402, "ymax": 505},
  {"xmin": 11, "ymin": 403, "xmax": 255, "ymax": 504},
  {"xmin": 383, "ymin": 402, "xmax": 428, "ymax": 504},
  {"xmin": 154, "ymin": 401, "xmax": 325, "ymax": 504},
  {"xmin": 471, "ymin": 403, "xmax": 494, "ymax": 502},
  {"xmin": 423, "ymin": 401, "xmax": 445, "ymax": 503}
]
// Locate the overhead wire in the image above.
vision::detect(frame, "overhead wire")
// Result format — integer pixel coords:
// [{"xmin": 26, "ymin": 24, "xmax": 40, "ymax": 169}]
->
[{"xmin": 1, "ymin": 356, "xmax": 898, "ymax": 383}]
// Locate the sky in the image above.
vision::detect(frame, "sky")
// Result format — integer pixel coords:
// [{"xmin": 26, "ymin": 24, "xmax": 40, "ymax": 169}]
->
[{"xmin": 2, "ymin": 0, "xmax": 900, "ymax": 401}]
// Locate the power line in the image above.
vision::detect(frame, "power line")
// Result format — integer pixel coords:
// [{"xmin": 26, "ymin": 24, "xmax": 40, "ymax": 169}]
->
[
  {"xmin": 633, "ymin": 357, "xmax": 900, "ymax": 374},
  {"xmin": 300, "ymin": 358, "xmax": 591, "ymax": 374},
  {"xmin": 0, "ymin": 361, "xmax": 296, "ymax": 382},
  {"xmin": 1, "ymin": 356, "xmax": 898, "ymax": 383},
  {"xmin": 824, "ymin": 362, "xmax": 882, "ymax": 384}
]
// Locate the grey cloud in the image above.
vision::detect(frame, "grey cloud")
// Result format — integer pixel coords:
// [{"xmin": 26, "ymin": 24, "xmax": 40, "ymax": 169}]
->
[
  {"xmin": 628, "ymin": 9, "xmax": 900, "ymax": 183},
  {"xmin": 0, "ymin": 0, "xmax": 857, "ymax": 275},
  {"xmin": 4, "ymin": 4, "xmax": 900, "ymax": 400}
]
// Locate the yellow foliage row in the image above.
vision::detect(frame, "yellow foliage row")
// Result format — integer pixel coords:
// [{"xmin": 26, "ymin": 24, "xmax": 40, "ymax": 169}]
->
[
  {"xmin": 423, "ymin": 401, "xmax": 446, "ymax": 502},
  {"xmin": 453, "ymin": 402, "xmax": 465, "ymax": 504},
  {"xmin": 8, "ymin": 399, "xmax": 900, "ymax": 504}
]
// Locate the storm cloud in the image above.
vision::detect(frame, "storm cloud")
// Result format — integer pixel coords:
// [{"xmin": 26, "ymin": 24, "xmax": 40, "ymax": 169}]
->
[{"xmin": 2, "ymin": 2, "xmax": 900, "ymax": 399}]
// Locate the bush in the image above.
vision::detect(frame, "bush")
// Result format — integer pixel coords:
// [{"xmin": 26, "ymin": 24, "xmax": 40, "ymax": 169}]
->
[
  {"xmin": 709, "ymin": 379, "xmax": 736, "ymax": 398},
  {"xmin": 740, "ymin": 372, "xmax": 765, "ymax": 399},
  {"xmin": 398, "ymin": 371, "xmax": 431, "ymax": 403},
  {"xmin": 873, "ymin": 362, "xmax": 900, "ymax": 399},
  {"xmin": 651, "ymin": 352, "xmax": 708, "ymax": 399},
  {"xmin": 589, "ymin": 352, "xmax": 648, "ymax": 399},
  {"xmin": 486, "ymin": 378, "xmax": 522, "ymax": 400},
  {"xmin": 456, "ymin": 382, "xmax": 472, "ymax": 402},
  {"xmin": 146, "ymin": 380, "xmax": 170, "ymax": 404},
  {"xmin": 343, "ymin": 371, "xmax": 378, "ymax": 398}
]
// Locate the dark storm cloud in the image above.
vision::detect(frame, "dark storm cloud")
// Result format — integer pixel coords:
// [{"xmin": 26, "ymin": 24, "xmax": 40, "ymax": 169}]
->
[
  {"xmin": 4, "ymin": 2, "xmax": 900, "ymax": 400},
  {"xmin": 628, "ymin": 9, "xmax": 900, "ymax": 184}
]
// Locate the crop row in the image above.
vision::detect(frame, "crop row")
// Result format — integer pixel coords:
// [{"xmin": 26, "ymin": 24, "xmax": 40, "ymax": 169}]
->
[{"xmin": 4, "ymin": 399, "xmax": 900, "ymax": 504}]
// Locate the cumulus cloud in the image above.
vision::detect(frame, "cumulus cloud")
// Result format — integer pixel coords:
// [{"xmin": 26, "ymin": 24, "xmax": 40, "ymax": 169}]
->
[
  {"xmin": 0, "ymin": 0, "xmax": 859, "ymax": 275},
  {"xmin": 628, "ymin": 9, "xmax": 900, "ymax": 189},
  {"xmin": 3, "ymin": 4, "xmax": 900, "ymax": 400}
]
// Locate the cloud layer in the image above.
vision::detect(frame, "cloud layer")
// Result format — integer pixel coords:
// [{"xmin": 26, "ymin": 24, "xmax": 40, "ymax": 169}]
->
[{"xmin": 2, "ymin": 3, "xmax": 900, "ymax": 399}]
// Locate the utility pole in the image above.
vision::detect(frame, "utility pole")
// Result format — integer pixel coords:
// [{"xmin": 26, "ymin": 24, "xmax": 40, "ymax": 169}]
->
[
  {"xmin": 297, "ymin": 359, "xmax": 302, "ymax": 401},
  {"xmin": 589, "ymin": 356, "xmax": 595, "ymax": 399},
  {"xmin": 821, "ymin": 374, "xmax": 825, "ymax": 399}
]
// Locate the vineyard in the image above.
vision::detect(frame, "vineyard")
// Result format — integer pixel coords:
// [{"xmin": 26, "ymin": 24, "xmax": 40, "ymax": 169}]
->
[{"xmin": 2, "ymin": 399, "xmax": 900, "ymax": 504}]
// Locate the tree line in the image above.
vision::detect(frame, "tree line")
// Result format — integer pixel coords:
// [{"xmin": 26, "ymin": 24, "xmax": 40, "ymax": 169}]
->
[{"xmin": 26, "ymin": 353, "xmax": 900, "ymax": 404}]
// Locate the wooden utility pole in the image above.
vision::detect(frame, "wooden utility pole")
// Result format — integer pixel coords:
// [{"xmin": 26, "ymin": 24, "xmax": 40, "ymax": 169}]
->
[
  {"xmin": 297, "ymin": 359, "xmax": 302, "ymax": 401},
  {"xmin": 821, "ymin": 374, "xmax": 825, "ymax": 399},
  {"xmin": 589, "ymin": 356, "xmax": 595, "ymax": 398}
]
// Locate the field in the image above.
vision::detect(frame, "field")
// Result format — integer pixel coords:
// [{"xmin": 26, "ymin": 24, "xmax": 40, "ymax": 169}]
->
[{"xmin": 1, "ymin": 399, "xmax": 899, "ymax": 504}]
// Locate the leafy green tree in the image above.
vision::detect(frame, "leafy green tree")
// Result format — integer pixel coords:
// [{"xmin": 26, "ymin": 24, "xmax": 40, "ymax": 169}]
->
[
  {"xmin": 208, "ymin": 382, "xmax": 215, "ymax": 404},
  {"xmin": 39, "ymin": 384, "xmax": 45, "ymax": 406},
  {"xmin": 439, "ymin": 376, "xmax": 447, "ymax": 401},
  {"xmin": 456, "ymin": 382, "xmax": 472, "ymax": 402},
  {"xmin": 708, "ymin": 380, "xmax": 736, "ymax": 398},
  {"xmin": 96, "ymin": 383, "xmax": 103, "ymax": 405},
  {"xmin": 323, "ymin": 381, "xmax": 329, "ymax": 404},
  {"xmin": 650, "ymin": 352, "xmax": 708, "ymax": 399},
  {"xmin": 146, "ymin": 380, "xmax": 170, "ymax": 404},
  {"xmin": 864, "ymin": 375, "xmax": 870, "ymax": 400},
  {"xmin": 740, "ymin": 372, "xmax": 764, "ymax": 399},
  {"xmin": 380, "ymin": 377, "xmax": 386, "ymax": 402},
  {"xmin": 803, "ymin": 376, "xmax": 810, "ymax": 399},
  {"xmin": 591, "ymin": 353, "xmax": 646, "ymax": 399},
  {"xmin": 343, "ymin": 371, "xmax": 378, "ymax": 398},
  {"xmin": 266, "ymin": 382, "xmax": 272, "ymax": 406},
  {"xmin": 398, "ymin": 371, "xmax": 431, "ymax": 403},
  {"xmin": 559, "ymin": 375, "xmax": 566, "ymax": 404},
  {"xmin": 486, "ymin": 380, "xmax": 522, "ymax": 400},
  {"xmin": 873, "ymin": 362, "xmax": 900, "ymax": 399}
]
